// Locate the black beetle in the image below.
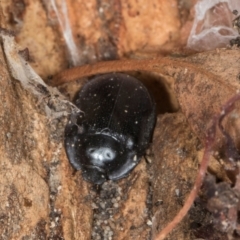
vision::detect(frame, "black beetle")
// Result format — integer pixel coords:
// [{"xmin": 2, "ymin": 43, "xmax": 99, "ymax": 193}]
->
[{"xmin": 65, "ymin": 73, "xmax": 156, "ymax": 184}]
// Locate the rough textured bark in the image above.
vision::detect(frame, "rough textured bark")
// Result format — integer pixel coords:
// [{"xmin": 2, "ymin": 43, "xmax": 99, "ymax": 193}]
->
[
  {"xmin": 1, "ymin": 1, "xmax": 240, "ymax": 240},
  {"xmin": 0, "ymin": 35, "xmax": 93, "ymax": 239}
]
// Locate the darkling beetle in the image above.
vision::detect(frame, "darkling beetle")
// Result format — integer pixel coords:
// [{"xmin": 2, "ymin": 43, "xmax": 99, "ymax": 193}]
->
[{"xmin": 65, "ymin": 73, "xmax": 156, "ymax": 184}]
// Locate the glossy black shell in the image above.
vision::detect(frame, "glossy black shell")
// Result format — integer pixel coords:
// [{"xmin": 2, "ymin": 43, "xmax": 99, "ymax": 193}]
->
[{"xmin": 65, "ymin": 73, "xmax": 156, "ymax": 184}]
